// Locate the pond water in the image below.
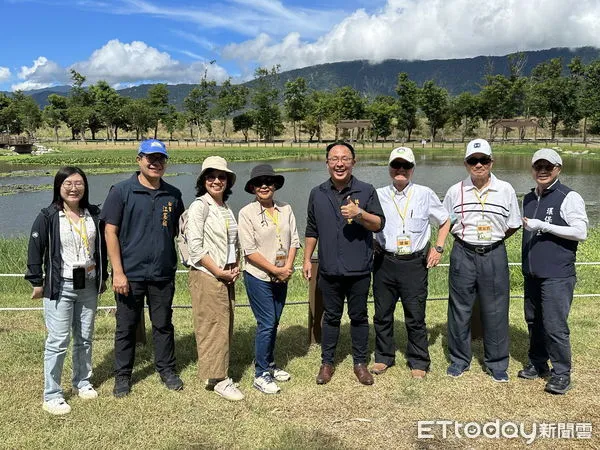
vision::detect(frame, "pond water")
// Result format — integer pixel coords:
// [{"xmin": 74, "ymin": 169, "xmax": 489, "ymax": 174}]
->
[{"xmin": 1, "ymin": 152, "xmax": 599, "ymax": 238}]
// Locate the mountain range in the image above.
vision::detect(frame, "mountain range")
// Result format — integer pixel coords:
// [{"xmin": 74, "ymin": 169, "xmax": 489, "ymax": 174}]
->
[{"xmin": 4, "ymin": 47, "xmax": 600, "ymax": 110}]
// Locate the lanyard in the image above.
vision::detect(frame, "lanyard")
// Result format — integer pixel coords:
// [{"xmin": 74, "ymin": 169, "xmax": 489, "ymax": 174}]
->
[
  {"xmin": 64, "ymin": 209, "xmax": 90, "ymax": 261},
  {"xmin": 473, "ymin": 188, "xmax": 489, "ymax": 217},
  {"xmin": 264, "ymin": 208, "xmax": 284, "ymax": 249},
  {"xmin": 390, "ymin": 185, "xmax": 413, "ymax": 234}
]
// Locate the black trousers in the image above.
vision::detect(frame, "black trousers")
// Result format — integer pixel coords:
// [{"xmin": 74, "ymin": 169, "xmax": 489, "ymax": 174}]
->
[
  {"xmin": 318, "ymin": 272, "xmax": 371, "ymax": 365},
  {"xmin": 114, "ymin": 279, "xmax": 176, "ymax": 377},
  {"xmin": 448, "ymin": 241, "xmax": 510, "ymax": 372},
  {"xmin": 373, "ymin": 252, "xmax": 430, "ymax": 371},
  {"xmin": 524, "ymin": 275, "xmax": 576, "ymax": 376}
]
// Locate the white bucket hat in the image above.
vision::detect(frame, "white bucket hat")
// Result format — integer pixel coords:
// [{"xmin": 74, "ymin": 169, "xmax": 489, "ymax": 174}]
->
[{"xmin": 198, "ymin": 156, "xmax": 236, "ymax": 187}]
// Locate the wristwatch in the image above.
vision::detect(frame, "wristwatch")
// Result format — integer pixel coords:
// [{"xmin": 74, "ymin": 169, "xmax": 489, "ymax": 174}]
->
[
  {"xmin": 434, "ymin": 245, "xmax": 444, "ymax": 254},
  {"xmin": 355, "ymin": 209, "xmax": 363, "ymax": 220}
]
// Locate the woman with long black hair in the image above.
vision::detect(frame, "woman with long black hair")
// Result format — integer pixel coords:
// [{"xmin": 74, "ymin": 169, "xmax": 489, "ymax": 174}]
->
[{"xmin": 26, "ymin": 166, "xmax": 107, "ymax": 415}]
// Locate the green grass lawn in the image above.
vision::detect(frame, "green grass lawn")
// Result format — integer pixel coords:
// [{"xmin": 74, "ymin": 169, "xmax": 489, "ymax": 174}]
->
[{"xmin": 1, "ymin": 231, "xmax": 599, "ymax": 448}]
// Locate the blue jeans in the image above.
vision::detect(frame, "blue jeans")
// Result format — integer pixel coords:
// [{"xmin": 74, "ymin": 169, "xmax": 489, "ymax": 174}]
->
[
  {"xmin": 244, "ymin": 272, "xmax": 287, "ymax": 377},
  {"xmin": 43, "ymin": 280, "xmax": 97, "ymax": 401}
]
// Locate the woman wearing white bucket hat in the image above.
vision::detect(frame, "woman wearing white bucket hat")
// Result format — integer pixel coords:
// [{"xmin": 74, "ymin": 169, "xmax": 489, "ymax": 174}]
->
[{"xmin": 186, "ymin": 156, "xmax": 244, "ymax": 401}]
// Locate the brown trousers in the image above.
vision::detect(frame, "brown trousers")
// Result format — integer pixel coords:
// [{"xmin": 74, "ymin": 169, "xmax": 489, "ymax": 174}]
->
[{"xmin": 189, "ymin": 269, "xmax": 235, "ymax": 380}]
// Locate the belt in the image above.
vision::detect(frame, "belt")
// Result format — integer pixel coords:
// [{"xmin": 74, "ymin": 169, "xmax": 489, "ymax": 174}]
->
[
  {"xmin": 380, "ymin": 244, "xmax": 429, "ymax": 261},
  {"xmin": 455, "ymin": 237, "xmax": 503, "ymax": 254}
]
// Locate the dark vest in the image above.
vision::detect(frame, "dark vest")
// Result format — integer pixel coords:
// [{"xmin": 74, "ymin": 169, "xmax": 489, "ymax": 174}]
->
[{"xmin": 522, "ymin": 180, "xmax": 578, "ymax": 278}]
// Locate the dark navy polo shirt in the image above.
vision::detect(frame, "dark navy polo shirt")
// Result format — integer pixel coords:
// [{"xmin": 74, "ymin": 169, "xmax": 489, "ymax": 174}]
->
[
  {"xmin": 305, "ymin": 176, "xmax": 385, "ymax": 276},
  {"xmin": 100, "ymin": 172, "xmax": 185, "ymax": 281}
]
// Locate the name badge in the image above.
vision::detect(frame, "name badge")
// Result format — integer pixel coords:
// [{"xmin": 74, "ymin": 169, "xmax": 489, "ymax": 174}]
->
[
  {"xmin": 477, "ymin": 220, "xmax": 492, "ymax": 241},
  {"xmin": 275, "ymin": 248, "xmax": 288, "ymax": 267},
  {"xmin": 396, "ymin": 235, "xmax": 411, "ymax": 255}
]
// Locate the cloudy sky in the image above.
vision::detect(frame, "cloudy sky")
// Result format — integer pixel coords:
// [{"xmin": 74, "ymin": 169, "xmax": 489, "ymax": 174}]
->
[{"xmin": 1, "ymin": 0, "xmax": 600, "ymax": 92}]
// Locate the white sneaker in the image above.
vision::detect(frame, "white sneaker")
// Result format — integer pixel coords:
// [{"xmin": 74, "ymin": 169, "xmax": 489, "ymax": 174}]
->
[
  {"xmin": 269, "ymin": 366, "xmax": 291, "ymax": 382},
  {"xmin": 254, "ymin": 372, "xmax": 281, "ymax": 394},
  {"xmin": 75, "ymin": 385, "xmax": 98, "ymax": 400},
  {"xmin": 214, "ymin": 378, "xmax": 245, "ymax": 401},
  {"xmin": 42, "ymin": 398, "xmax": 71, "ymax": 415}
]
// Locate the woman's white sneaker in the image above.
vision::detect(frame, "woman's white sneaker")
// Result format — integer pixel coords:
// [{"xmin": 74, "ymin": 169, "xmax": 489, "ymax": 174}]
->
[
  {"xmin": 254, "ymin": 372, "xmax": 281, "ymax": 394},
  {"xmin": 42, "ymin": 398, "xmax": 71, "ymax": 415},
  {"xmin": 75, "ymin": 385, "xmax": 98, "ymax": 400},
  {"xmin": 214, "ymin": 378, "xmax": 245, "ymax": 401},
  {"xmin": 269, "ymin": 366, "xmax": 291, "ymax": 382}
]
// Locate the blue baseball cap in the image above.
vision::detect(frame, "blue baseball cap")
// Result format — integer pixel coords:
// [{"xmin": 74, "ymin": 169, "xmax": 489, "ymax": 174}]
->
[{"xmin": 138, "ymin": 139, "xmax": 168, "ymax": 158}]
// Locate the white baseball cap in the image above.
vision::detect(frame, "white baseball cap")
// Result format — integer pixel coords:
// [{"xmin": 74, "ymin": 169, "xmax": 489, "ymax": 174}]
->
[
  {"xmin": 465, "ymin": 139, "xmax": 492, "ymax": 159},
  {"xmin": 532, "ymin": 148, "xmax": 562, "ymax": 166},
  {"xmin": 388, "ymin": 147, "xmax": 415, "ymax": 165}
]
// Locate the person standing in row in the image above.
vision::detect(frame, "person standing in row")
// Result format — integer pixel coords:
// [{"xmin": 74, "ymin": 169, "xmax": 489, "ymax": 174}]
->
[
  {"xmin": 186, "ymin": 156, "xmax": 244, "ymax": 401},
  {"xmin": 303, "ymin": 142, "xmax": 385, "ymax": 386},
  {"xmin": 371, "ymin": 147, "xmax": 450, "ymax": 379},
  {"xmin": 238, "ymin": 164, "xmax": 301, "ymax": 394},
  {"xmin": 520, "ymin": 148, "xmax": 588, "ymax": 394},
  {"xmin": 26, "ymin": 166, "xmax": 108, "ymax": 415},
  {"xmin": 101, "ymin": 139, "xmax": 185, "ymax": 397},
  {"xmin": 443, "ymin": 139, "xmax": 521, "ymax": 382}
]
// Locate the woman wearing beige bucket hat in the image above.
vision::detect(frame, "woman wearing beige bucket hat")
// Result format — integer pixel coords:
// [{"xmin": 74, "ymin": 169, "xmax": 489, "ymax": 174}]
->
[
  {"xmin": 185, "ymin": 156, "xmax": 244, "ymax": 401},
  {"xmin": 238, "ymin": 164, "xmax": 300, "ymax": 394}
]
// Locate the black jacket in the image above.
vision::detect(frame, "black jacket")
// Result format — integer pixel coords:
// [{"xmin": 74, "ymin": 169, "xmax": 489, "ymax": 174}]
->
[{"xmin": 25, "ymin": 203, "xmax": 108, "ymax": 300}]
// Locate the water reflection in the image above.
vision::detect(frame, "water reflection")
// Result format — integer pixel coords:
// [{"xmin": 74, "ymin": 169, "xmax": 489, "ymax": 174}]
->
[{"xmin": 1, "ymin": 153, "xmax": 599, "ymax": 237}]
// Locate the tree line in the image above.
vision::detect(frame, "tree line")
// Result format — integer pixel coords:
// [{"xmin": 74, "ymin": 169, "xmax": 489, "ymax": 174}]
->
[{"xmin": 2, "ymin": 54, "xmax": 600, "ymax": 144}]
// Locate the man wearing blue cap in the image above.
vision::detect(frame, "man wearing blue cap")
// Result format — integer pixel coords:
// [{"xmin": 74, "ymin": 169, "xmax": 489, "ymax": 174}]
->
[
  {"xmin": 520, "ymin": 148, "xmax": 588, "ymax": 394},
  {"xmin": 101, "ymin": 139, "xmax": 185, "ymax": 397}
]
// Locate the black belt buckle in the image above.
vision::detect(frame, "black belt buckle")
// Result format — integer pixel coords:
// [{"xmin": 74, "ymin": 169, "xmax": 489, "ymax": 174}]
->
[{"xmin": 475, "ymin": 246, "xmax": 486, "ymax": 255}]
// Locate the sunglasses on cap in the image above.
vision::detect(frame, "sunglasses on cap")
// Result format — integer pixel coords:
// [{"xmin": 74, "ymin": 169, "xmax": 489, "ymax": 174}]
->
[
  {"xmin": 390, "ymin": 160, "xmax": 414, "ymax": 170},
  {"xmin": 252, "ymin": 177, "xmax": 276, "ymax": 187},
  {"xmin": 466, "ymin": 156, "xmax": 492, "ymax": 166},
  {"xmin": 532, "ymin": 162, "xmax": 558, "ymax": 172}
]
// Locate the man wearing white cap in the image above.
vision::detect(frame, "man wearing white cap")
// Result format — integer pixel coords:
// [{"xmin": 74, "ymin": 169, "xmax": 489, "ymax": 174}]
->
[
  {"xmin": 443, "ymin": 138, "xmax": 521, "ymax": 382},
  {"xmin": 371, "ymin": 147, "xmax": 450, "ymax": 379},
  {"xmin": 520, "ymin": 148, "xmax": 588, "ymax": 394}
]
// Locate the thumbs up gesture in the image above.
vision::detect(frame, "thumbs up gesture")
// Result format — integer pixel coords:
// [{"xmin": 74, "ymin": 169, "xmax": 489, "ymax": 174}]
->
[{"xmin": 341, "ymin": 196, "xmax": 359, "ymax": 223}]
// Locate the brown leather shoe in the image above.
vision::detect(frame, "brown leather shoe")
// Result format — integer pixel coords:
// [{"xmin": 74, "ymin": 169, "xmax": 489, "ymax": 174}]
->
[
  {"xmin": 370, "ymin": 362, "xmax": 389, "ymax": 375},
  {"xmin": 316, "ymin": 364, "xmax": 334, "ymax": 385},
  {"xmin": 354, "ymin": 363, "xmax": 374, "ymax": 385},
  {"xmin": 411, "ymin": 369, "xmax": 427, "ymax": 379}
]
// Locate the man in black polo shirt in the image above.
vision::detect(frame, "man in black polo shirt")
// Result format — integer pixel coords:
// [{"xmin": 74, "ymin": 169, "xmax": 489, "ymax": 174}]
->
[
  {"xmin": 303, "ymin": 142, "xmax": 385, "ymax": 386},
  {"xmin": 101, "ymin": 139, "xmax": 185, "ymax": 397}
]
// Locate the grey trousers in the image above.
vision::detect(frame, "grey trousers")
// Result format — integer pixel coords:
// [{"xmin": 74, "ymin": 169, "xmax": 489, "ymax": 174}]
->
[{"xmin": 447, "ymin": 240, "xmax": 510, "ymax": 372}]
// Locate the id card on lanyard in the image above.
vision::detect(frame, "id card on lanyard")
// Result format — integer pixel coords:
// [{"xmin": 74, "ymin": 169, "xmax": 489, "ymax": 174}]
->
[
  {"xmin": 473, "ymin": 188, "xmax": 492, "ymax": 241},
  {"xmin": 264, "ymin": 208, "xmax": 288, "ymax": 267},
  {"xmin": 391, "ymin": 186, "xmax": 413, "ymax": 254}
]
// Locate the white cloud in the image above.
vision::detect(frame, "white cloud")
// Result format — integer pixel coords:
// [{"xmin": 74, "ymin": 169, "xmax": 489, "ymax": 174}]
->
[
  {"xmin": 0, "ymin": 67, "xmax": 10, "ymax": 83},
  {"xmin": 71, "ymin": 40, "xmax": 229, "ymax": 85},
  {"xmin": 222, "ymin": 0, "xmax": 600, "ymax": 71},
  {"xmin": 11, "ymin": 56, "xmax": 69, "ymax": 91}
]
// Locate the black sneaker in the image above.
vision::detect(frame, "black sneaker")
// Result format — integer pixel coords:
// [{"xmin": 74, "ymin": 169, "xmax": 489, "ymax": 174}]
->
[
  {"xmin": 113, "ymin": 375, "xmax": 132, "ymax": 398},
  {"xmin": 545, "ymin": 375, "xmax": 571, "ymax": 395},
  {"xmin": 518, "ymin": 363, "xmax": 550, "ymax": 380},
  {"xmin": 160, "ymin": 371, "xmax": 184, "ymax": 391}
]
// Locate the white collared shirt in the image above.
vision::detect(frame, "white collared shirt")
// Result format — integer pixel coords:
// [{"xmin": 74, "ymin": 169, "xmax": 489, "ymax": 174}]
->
[
  {"xmin": 376, "ymin": 182, "xmax": 449, "ymax": 253},
  {"xmin": 443, "ymin": 173, "xmax": 521, "ymax": 244}
]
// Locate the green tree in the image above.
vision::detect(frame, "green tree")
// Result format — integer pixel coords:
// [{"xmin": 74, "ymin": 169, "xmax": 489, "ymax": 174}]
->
[
  {"xmin": 11, "ymin": 91, "xmax": 43, "ymax": 139},
  {"xmin": 43, "ymin": 105, "xmax": 63, "ymax": 143},
  {"xmin": 215, "ymin": 79, "xmax": 248, "ymax": 139},
  {"xmin": 328, "ymin": 86, "xmax": 365, "ymax": 139},
  {"xmin": 90, "ymin": 81, "xmax": 124, "ymax": 141},
  {"xmin": 395, "ymin": 72, "xmax": 418, "ymax": 140},
  {"xmin": 0, "ymin": 93, "xmax": 19, "ymax": 134},
  {"xmin": 233, "ymin": 112, "xmax": 254, "ymax": 142},
  {"xmin": 66, "ymin": 70, "xmax": 95, "ymax": 141},
  {"xmin": 448, "ymin": 92, "xmax": 480, "ymax": 142},
  {"xmin": 162, "ymin": 105, "xmax": 180, "ymax": 141},
  {"xmin": 284, "ymin": 77, "xmax": 309, "ymax": 142},
  {"xmin": 418, "ymin": 80, "xmax": 449, "ymax": 141},
  {"xmin": 122, "ymin": 98, "xmax": 157, "ymax": 140},
  {"xmin": 528, "ymin": 58, "xmax": 579, "ymax": 139},
  {"xmin": 366, "ymin": 95, "xmax": 397, "ymax": 141},
  {"xmin": 251, "ymin": 66, "xmax": 284, "ymax": 141},
  {"xmin": 302, "ymin": 90, "xmax": 332, "ymax": 142},
  {"xmin": 147, "ymin": 84, "xmax": 170, "ymax": 139},
  {"xmin": 184, "ymin": 76, "xmax": 216, "ymax": 142},
  {"xmin": 569, "ymin": 57, "xmax": 600, "ymax": 141}
]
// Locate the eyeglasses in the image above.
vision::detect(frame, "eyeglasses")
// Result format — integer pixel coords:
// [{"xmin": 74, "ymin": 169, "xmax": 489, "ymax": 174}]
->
[
  {"xmin": 141, "ymin": 154, "xmax": 167, "ymax": 164},
  {"xmin": 532, "ymin": 163, "xmax": 558, "ymax": 172},
  {"xmin": 327, "ymin": 156, "xmax": 354, "ymax": 164},
  {"xmin": 62, "ymin": 181, "xmax": 84, "ymax": 189},
  {"xmin": 466, "ymin": 156, "xmax": 492, "ymax": 166},
  {"xmin": 252, "ymin": 177, "xmax": 276, "ymax": 187},
  {"xmin": 390, "ymin": 160, "xmax": 414, "ymax": 170},
  {"xmin": 206, "ymin": 173, "xmax": 228, "ymax": 182}
]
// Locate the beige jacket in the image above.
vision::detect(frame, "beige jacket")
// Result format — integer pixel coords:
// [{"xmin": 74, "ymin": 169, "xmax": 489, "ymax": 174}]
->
[{"xmin": 186, "ymin": 193, "xmax": 239, "ymax": 277}]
